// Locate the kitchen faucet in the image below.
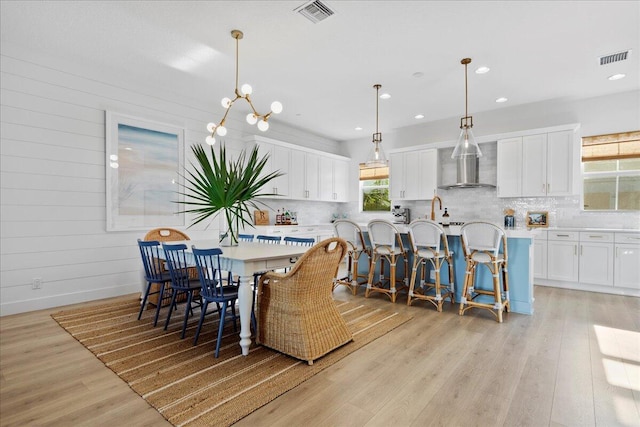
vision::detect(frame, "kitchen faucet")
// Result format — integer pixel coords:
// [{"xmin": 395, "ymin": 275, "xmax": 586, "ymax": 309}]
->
[{"xmin": 430, "ymin": 195, "xmax": 442, "ymax": 221}]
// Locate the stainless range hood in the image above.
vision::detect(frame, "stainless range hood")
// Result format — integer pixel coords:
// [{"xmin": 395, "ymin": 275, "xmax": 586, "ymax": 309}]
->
[{"xmin": 438, "ymin": 155, "xmax": 495, "ymax": 190}]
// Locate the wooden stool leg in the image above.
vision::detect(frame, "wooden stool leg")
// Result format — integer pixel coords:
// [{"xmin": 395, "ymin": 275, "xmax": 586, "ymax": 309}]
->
[
  {"xmin": 365, "ymin": 253, "xmax": 376, "ymax": 298},
  {"xmin": 407, "ymin": 257, "xmax": 420, "ymax": 306},
  {"xmin": 502, "ymin": 263, "xmax": 510, "ymax": 312},
  {"xmin": 351, "ymin": 255, "xmax": 359, "ymax": 295},
  {"xmin": 448, "ymin": 256, "xmax": 455, "ymax": 304},
  {"xmin": 390, "ymin": 256, "xmax": 397, "ymax": 303},
  {"xmin": 459, "ymin": 260, "xmax": 473, "ymax": 316},
  {"xmin": 492, "ymin": 262, "xmax": 503, "ymax": 323},
  {"xmin": 434, "ymin": 258, "xmax": 443, "ymax": 312}
]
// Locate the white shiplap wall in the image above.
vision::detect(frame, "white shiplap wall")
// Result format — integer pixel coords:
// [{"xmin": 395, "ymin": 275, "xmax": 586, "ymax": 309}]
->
[{"xmin": 0, "ymin": 44, "xmax": 342, "ymax": 316}]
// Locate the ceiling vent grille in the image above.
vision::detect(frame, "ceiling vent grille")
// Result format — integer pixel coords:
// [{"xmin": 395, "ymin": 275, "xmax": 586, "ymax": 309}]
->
[
  {"xmin": 599, "ymin": 50, "xmax": 630, "ymax": 65},
  {"xmin": 295, "ymin": 1, "xmax": 335, "ymax": 23}
]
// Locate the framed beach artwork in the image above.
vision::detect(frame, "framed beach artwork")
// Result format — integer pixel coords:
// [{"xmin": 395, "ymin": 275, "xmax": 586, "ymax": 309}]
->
[
  {"xmin": 526, "ymin": 211, "xmax": 549, "ymax": 228},
  {"xmin": 106, "ymin": 111, "xmax": 185, "ymax": 231}
]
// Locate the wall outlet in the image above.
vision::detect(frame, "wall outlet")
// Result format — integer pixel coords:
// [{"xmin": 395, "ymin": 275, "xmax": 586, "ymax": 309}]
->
[{"xmin": 32, "ymin": 277, "xmax": 42, "ymax": 290}]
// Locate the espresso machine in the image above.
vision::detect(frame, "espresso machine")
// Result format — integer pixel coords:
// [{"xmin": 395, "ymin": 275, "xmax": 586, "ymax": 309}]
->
[{"xmin": 392, "ymin": 205, "xmax": 411, "ymax": 224}]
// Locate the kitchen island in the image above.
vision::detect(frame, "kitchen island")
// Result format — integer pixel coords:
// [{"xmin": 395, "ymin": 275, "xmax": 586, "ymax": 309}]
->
[{"xmin": 357, "ymin": 224, "xmax": 538, "ymax": 315}]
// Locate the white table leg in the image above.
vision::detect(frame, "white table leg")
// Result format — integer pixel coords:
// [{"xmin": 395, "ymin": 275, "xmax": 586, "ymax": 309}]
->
[{"xmin": 237, "ymin": 273, "xmax": 254, "ymax": 356}]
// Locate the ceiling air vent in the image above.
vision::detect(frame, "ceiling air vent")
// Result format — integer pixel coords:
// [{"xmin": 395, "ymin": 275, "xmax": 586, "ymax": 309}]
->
[
  {"xmin": 295, "ymin": 1, "xmax": 335, "ymax": 23},
  {"xmin": 599, "ymin": 50, "xmax": 631, "ymax": 65}
]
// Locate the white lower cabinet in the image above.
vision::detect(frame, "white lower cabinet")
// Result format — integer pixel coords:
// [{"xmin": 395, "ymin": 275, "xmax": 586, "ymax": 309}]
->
[
  {"xmin": 614, "ymin": 233, "xmax": 640, "ymax": 289},
  {"xmin": 538, "ymin": 229, "xmax": 638, "ymax": 295},
  {"xmin": 578, "ymin": 232, "xmax": 614, "ymax": 286},
  {"xmin": 547, "ymin": 231, "xmax": 579, "ymax": 281}
]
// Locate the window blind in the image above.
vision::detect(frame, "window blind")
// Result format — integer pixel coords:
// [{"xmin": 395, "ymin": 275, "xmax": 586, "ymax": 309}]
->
[
  {"xmin": 582, "ymin": 130, "xmax": 640, "ymax": 162},
  {"xmin": 359, "ymin": 164, "xmax": 389, "ymax": 180}
]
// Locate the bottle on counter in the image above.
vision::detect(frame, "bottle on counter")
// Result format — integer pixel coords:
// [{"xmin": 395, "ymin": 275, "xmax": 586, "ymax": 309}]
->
[
  {"xmin": 442, "ymin": 208, "xmax": 450, "ymax": 226},
  {"xmin": 276, "ymin": 209, "xmax": 282, "ymax": 225},
  {"xmin": 284, "ymin": 209, "xmax": 291, "ymax": 225}
]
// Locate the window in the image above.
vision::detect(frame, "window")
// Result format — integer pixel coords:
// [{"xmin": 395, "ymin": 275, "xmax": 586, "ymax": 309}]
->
[
  {"xmin": 359, "ymin": 164, "xmax": 391, "ymax": 212},
  {"xmin": 582, "ymin": 131, "xmax": 640, "ymax": 211}
]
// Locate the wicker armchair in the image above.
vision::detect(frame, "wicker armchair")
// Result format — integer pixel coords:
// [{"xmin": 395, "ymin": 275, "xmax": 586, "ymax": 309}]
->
[{"xmin": 256, "ymin": 237, "xmax": 352, "ymax": 365}]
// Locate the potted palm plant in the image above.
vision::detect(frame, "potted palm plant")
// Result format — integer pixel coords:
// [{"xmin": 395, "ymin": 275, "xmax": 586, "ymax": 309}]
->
[{"xmin": 177, "ymin": 143, "xmax": 283, "ymax": 246}]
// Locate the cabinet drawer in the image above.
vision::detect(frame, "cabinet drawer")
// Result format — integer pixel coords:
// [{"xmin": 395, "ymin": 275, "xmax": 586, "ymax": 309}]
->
[
  {"xmin": 535, "ymin": 230, "xmax": 548, "ymax": 240},
  {"xmin": 615, "ymin": 233, "xmax": 640, "ymax": 244},
  {"xmin": 580, "ymin": 232, "xmax": 613, "ymax": 243},
  {"xmin": 548, "ymin": 230, "xmax": 579, "ymax": 241}
]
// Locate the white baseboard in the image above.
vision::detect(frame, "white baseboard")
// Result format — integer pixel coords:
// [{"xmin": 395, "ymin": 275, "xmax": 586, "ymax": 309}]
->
[
  {"xmin": 535, "ymin": 279, "xmax": 640, "ymax": 298},
  {"xmin": 0, "ymin": 284, "xmax": 141, "ymax": 316}
]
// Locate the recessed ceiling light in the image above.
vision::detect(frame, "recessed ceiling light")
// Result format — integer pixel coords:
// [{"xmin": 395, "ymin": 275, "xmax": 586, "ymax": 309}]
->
[
  {"xmin": 608, "ymin": 73, "xmax": 626, "ymax": 81},
  {"xmin": 380, "ymin": 93, "xmax": 391, "ymax": 99},
  {"xmin": 415, "ymin": 114, "xmax": 424, "ymax": 119},
  {"xmin": 495, "ymin": 97, "xmax": 508, "ymax": 103},
  {"xmin": 355, "ymin": 127, "xmax": 363, "ymax": 131},
  {"xmin": 475, "ymin": 66, "xmax": 490, "ymax": 74}
]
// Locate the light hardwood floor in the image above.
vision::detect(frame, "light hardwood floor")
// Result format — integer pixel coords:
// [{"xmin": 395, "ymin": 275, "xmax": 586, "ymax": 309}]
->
[{"xmin": 1, "ymin": 286, "xmax": 638, "ymax": 427}]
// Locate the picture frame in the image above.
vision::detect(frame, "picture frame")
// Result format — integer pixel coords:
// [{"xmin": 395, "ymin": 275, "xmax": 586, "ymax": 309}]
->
[
  {"xmin": 105, "ymin": 111, "xmax": 185, "ymax": 231},
  {"xmin": 526, "ymin": 211, "xmax": 548, "ymax": 228}
]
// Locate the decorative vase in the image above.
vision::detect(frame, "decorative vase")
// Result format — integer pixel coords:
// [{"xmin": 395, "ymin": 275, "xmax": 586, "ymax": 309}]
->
[{"xmin": 219, "ymin": 211, "xmax": 239, "ymax": 247}]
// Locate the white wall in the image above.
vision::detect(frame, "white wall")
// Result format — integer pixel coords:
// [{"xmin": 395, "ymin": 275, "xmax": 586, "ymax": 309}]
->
[
  {"xmin": 343, "ymin": 90, "xmax": 640, "ymax": 229},
  {"xmin": 0, "ymin": 43, "xmax": 341, "ymax": 315}
]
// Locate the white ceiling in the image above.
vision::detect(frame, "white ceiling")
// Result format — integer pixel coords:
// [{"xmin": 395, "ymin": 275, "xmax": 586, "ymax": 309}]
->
[{"xmin": 1, "ymin": 1, "xmax": 638, "ymax": 142}]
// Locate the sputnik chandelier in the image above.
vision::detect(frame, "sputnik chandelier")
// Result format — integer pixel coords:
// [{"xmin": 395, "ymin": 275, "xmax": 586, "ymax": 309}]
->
[
  {"xmin": 206, "ymin": 30, "xmax": 282, "ymax": 145},
  {"xmin": 451, "ymin": 57, "xmax": 482, "ymax": 158}
]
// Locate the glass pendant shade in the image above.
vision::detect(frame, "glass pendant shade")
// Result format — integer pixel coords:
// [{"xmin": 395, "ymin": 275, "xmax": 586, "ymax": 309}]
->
[
  {"xmin": 216, "ymin": 125, "xmax": 227, "ymax": 136},
  {"xmin": 365, "ymin": 141, "xmax": 387, "ymax": 167},
  {"xmin": 221, "ymin": 97, "xmax": 232, "ymax": 109},
  {"xmin": 205, "ymin": 135, "xmax": 216, "ymax": 145},
  {"xmin": 451, "ymin": 127, "xmax": 482, "ymax": 158}
]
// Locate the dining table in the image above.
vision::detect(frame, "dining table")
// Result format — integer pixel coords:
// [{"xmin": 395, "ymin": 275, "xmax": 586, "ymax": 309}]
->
[{"xmin": 164, "ymin": 239, "xmax": 309, "ymax": 356}]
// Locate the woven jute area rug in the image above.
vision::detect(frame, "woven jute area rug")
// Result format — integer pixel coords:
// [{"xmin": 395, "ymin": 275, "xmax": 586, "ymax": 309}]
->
[{"xmin": 52, "ymin": 298, "xmax": 411, "ymax": 427}]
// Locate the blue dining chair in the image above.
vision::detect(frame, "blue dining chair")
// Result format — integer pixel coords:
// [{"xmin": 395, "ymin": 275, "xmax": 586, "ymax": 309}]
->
[
  {"xmin": 283, "ymin": 236, "xmax": 315, "ymax": 246},
  {"xmin": 192, "ymin": 247, "xmax": 239, "ymax": 358},
  {"xmin": 137, "ymin": 239, "xmax": 173, "ymax": 327},
  {"xmin": 238, "ymin": 234, "xmax": 255, "ymax": 242},
  {"xmin": 256, "ymin": 235, "xmax": 282, "ymax": 244},
  {"xmin": 162, "ymin": 243, "xmax": 203, "ymax": 338}
]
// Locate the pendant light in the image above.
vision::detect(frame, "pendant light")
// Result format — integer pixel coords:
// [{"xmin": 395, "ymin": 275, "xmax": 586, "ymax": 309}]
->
[
  {"xmin": 365, "ymin": 84, "xmax": 388, "ymax": 167},
  {"xmin": 451, "ymin": 58, "xmax": 482, "ymax": 158},
  {"xmin": 205, "ymin": 30, "xmax": 282, "ymax": 145}
]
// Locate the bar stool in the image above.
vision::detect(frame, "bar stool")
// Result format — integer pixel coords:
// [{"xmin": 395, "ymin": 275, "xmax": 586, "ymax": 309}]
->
[
  {"xmin": 333, "ymin": 219, "xmax": 371, "ymax": 295},
  {"xmin": 365, "ymin": 220, "xmax": 409, "ymax": 303},
  {"xmin": 458, "ymin": 221, "xmax": 510, "ymax": 322},
  {"xmin": 406, "ymin": 219, "xmax": 455, "ymax": 312}
]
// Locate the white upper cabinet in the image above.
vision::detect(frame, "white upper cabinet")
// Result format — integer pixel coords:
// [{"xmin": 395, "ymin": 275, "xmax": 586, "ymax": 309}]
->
[
  {"xmin": 246, "ymin": 135, "xmax": 350, "ymax": 203},
  {"xmin": 390, "ymin": 149, "xmax": 437, "ymax": 201},
  {"xmin": 496, "ymin": 137, "xmax": 523, "ymax": 197},
  {"xmin": 255, "ymin": 141, "xmax": 290, "ymax": 197},
  {"xmin": 497, "ymin": 130, "xmax": 574, "ymax": 198},
  {"xmin": 319, "ymin": 157, "xmax": 349, "ymax": 202},
  {"xmin": 290, "ymin": 150, "xmax": 319, "ymax": 200}
]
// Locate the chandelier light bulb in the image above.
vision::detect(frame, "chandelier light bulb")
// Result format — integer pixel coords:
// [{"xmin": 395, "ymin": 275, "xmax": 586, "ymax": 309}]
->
[
  {"xmin": 270, "ymin": 101, "xmax": 283, "ymax": 114},
  {"xmin": 246, "ymin": 113, "xmax": 258, "ymax": 125},
  {"xmin": 216, "ymin": 125, "xmax": 227, "ymax": 136},
  {"xmin": 257, "ymin": 119, "xmax": 269, "ymax": 132},
  {"xmin": 221, "ymin": 97, "xmax": 232, "ymax": 109},
  {"xmin": 205, "ymin": 135, "xmax": 216, "ymax": 145},
  {"xmin": 206, "ymin": 122, "xmax": 216, "ymax": 133},
  {"xmin": 241, "ymin": 84, "xmax": 253, "ymax": 95}
]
